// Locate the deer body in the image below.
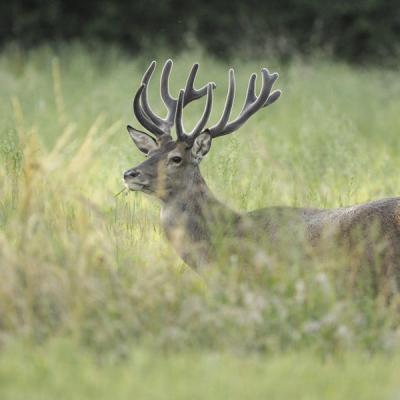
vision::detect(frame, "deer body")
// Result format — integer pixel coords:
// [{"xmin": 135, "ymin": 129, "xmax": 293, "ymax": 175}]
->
[
  {"xmin": 161, "ymin": 174, "xmax": 400, "ymax": 276},
  {"xmin": 123, "ymin": 59, "xmax": 400, "ymax": 295}
]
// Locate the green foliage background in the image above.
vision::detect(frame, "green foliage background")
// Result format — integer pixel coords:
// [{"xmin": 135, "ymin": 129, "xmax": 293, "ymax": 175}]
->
[{"xmin": 2, "ymin": 0, "xmax": 400, "ymax": 62}]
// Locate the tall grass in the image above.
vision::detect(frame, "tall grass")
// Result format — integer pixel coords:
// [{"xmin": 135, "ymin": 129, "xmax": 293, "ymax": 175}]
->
[{"xmin": 1, "ymin": 44, "xmax": 400, "ymax": 366}]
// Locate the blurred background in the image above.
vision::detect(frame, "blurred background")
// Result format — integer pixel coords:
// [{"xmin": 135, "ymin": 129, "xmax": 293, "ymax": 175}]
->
[
  {"xmin": 2, "ymin": 0, "xmax": 400, "ymax": 62},
  {"xmin": 2, "ymin": 2, "xmax": 400, "ymax": 399}
]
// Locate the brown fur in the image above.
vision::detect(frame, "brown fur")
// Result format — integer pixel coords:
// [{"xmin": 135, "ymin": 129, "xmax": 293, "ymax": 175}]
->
[
  {"xmin": 124, "ymin": 60, "xmax": 400, "ymax": 299},
  {"xmin": 124, "ymin": 136, "xmax": 400, "ymax": 298}
]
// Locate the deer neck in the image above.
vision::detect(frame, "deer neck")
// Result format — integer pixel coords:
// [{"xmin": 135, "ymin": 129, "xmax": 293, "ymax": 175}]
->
[{"xmin": 160, "ymin": 171, "xmax": 239, "ymax": 267}]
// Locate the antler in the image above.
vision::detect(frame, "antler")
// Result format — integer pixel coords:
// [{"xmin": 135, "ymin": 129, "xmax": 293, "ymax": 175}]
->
[
  {"xmin": 208, "ymin": 68, "xmax": 281, "ymax": 139},
  {"xmin": 133, "ymin": 60, "xmax": 216, "ymax": 138},
  {"xmin": 175, "ymin": 84, "xmax": 214, "ymax": 143},
  {"xmin": 173, "ymin": 66, "xmax": 281, "ymax": 145}
]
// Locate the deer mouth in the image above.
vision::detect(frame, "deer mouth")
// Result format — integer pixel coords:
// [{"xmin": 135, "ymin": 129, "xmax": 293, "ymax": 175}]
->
[
  {"xmin": 124, "ymin": 180, "xmax": 153, "ymax": 193},
  {"xmin": 127, "ymin": 183, "xmax": 144, "ymax": 191}
]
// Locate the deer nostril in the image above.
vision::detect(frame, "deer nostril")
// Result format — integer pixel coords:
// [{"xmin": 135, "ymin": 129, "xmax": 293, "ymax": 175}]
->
[{"xmin": 124, "ymin": 169, "xmax": 141, "ymax": 179}]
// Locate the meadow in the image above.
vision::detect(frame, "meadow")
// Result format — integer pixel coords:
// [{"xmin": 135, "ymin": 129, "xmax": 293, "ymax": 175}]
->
[{"xmin": 1, "ymin": 44, "xmax": 400, "ymax": 398}]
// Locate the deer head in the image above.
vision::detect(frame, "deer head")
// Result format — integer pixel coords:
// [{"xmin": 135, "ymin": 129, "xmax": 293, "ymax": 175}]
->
[{"xmin": 123, "ymin": 60, "xmax": 281, "ymax": 202}]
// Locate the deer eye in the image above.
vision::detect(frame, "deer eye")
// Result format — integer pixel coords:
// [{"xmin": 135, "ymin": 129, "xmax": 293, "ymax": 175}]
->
[{"xmin": 170, "ymin": 156, "xmax": 182, "ymax": 164}]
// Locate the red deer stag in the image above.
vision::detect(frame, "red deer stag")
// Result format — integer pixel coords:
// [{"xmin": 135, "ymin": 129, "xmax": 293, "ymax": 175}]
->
[{"xmin": 123, "ymin": 60, "xmax": 400, "ymax": 297}]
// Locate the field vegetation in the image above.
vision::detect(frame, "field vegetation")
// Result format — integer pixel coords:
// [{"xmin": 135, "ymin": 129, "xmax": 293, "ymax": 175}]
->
[{"xmin": 1, "ymin": 45, "xmax": 400, "ymax": 398}]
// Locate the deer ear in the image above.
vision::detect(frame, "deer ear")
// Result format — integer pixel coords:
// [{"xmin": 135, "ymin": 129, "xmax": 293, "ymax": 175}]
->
[
  {"xmin": 191, "ymin": 131, "xmax": 212, "ymax": 163},
  {"xmin": 127, "ymin": 125, "xmax": 158, "ymax": 154}
]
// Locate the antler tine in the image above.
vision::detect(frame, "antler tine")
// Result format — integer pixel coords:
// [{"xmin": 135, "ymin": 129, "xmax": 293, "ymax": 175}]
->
[
  {"xmin": 133, "ymin": 59, "xmax": 177, "ymax": 136},
  {"xmin": 133, "ymin": 60, "xmax": 217, "ymax": 138},
  {"xmin": 263, "ymin": 89, "xmax": 281, "ymax": 107},
  {"xmin": 140, "ymin": 61, "xmax": 169, "ymax": 130},
  {"xmin": 175, "ymin": 90, "xmax": 186, "ymax": 142},
  {"xmin": 209, "ymin": 68, "xmax": 281, "ymax": 138},
  {"xmin": 209, "ymin": 68, "xmax": 235, "ymax": 135},
  {"xmin": 160, "ymin": 59, "xmax": 175, "ymax": 109},
  {"xmin": 183, "ymin": 63, "xmax": 216, "ymax": 106},
  {"xmin": 234, "ymin": 68, "xmax": 277, "ymax": 121},
  {"xmin": 159, "ymin": 59, "xmax": 179, "ymax": 131},
  {"xmin": 244, "ymin": 73, "xmax": 257, "ymax": 106},
  {"xmin": 133, "ymin": 84, "xmax": 165, "ymax": 137},
  {"xmin": 190, "ymin": 83, "xmax": 214, "ymax": 138},
  {"xmin": 175, "ymin": 83, "xmax": 214, "ymax": 143},
  {"xmin": 141, "ymin": 60, "xmax": 156, "ymax": 87}
]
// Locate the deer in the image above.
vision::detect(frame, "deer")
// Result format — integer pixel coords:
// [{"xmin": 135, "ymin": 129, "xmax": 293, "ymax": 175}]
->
[{"xmin": 123, "ymin": 60, "xmax": 400, "ymax": 297}]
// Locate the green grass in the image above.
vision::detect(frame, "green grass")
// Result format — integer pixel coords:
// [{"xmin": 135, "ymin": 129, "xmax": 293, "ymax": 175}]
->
[
  {"xmin": 1, "ymin": 44, "xmax": 400, "ymax": 397},
  {"xmin": 0, "ymin": 339, "xmax": 399, "ymax": 400}
]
